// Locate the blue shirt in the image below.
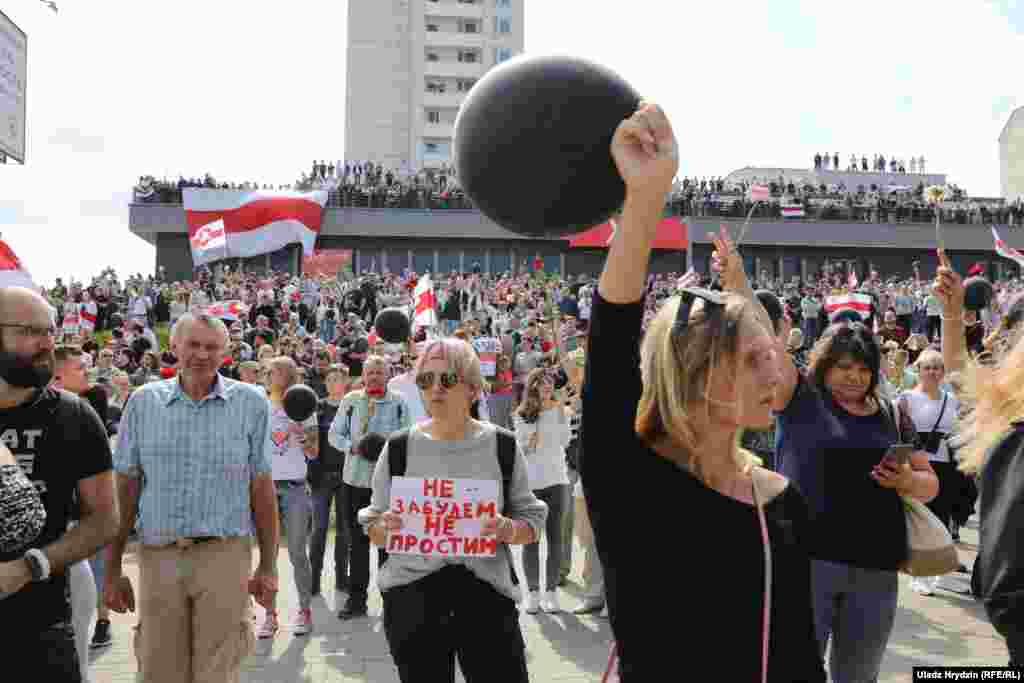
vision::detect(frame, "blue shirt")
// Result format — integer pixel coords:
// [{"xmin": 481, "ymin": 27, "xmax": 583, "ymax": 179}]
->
[
  {"xmin": 328, "ymin": 389, "xmax": 411, "ymax": 488},
  {"xmin": 114, "ymin": 374, "xmax": 273, "ymax": 546}
]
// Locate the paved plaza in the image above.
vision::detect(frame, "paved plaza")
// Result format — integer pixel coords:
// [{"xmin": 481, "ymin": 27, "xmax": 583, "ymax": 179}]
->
[{"xmin": 87, "ymin": 517, "xmax": 1009, "ymax": 682}]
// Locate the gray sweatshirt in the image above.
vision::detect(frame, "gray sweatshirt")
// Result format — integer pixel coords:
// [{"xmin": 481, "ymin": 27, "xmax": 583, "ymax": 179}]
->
[{"xmin": 358, "ymin": 421, "xmax": 548, "ymax": 601}]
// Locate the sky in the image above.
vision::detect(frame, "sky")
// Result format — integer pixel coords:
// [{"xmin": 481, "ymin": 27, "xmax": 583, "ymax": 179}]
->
[{"xmin": 0, "ymin": 0, "xmax": 1022, "ymax": 286}]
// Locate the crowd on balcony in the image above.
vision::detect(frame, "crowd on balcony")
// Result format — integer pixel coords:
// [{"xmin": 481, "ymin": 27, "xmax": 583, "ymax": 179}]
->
[
  {"xmin": 813, "ymin": 152, "xmax": 928, "ymax": 174},
  {"xmin": 669, "ymin": 175, "xmax": 1024, "ymax": 226}
]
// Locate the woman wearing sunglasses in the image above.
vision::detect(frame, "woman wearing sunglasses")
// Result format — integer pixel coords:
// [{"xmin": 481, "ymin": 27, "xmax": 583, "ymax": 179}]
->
[
  {"xmin": 583, "ymin": 102, "xmax": 825, "ymax": 681},
  {"xmin": 358, "ymin": 338, "xmax": 546, "ymax": 683}
]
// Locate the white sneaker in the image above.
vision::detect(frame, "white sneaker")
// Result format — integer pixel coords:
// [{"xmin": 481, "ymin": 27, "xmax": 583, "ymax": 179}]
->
[
  {"xmin": 540, "ymin": 591, "xmax": 562, "ymax": 613},
  {"xmin": 523, "ymin": 590, "xmax": 540, "ymax": 614},
  {"xmin": 292, "ymin": 608, "xmax": 313, "ymax": 636},
  {"xmin": 599, "ymin": 605, "xmax": 609, "ymax": 618}
]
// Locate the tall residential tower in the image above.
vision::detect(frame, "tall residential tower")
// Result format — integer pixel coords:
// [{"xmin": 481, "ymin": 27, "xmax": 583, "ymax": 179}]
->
[{"xmin": 344, "ymin": 0, "xmax": 524, "ymax": 172}]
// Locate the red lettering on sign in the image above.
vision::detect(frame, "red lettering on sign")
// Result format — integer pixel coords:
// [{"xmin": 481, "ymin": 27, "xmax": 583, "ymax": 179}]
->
[
  {"xmin": 479, "ymin": 538, "xmax": 497, "ymax": 555},
  {"xmin": 463, "ymin": 502, "xmax": 473, "ymax": 518},
  {"xmin": 436, "ymin": 539, "xmax": 450, "ymax": 555},
  {"xmin": 408, "ymin": 502, "xmax": 421, "ymax": 515},
  {"xmin": 476, "ymin": 501, "xmax": 497, "ymax": 518},
  {"xmin": 388, "ymin": 534, "xmax": 404, "ymax": 552},
  {"xmin": 443, "ymin": 517, "xmax": 456, "ymax": 536},
  {"xmin": 419, "ymin": 538, "xmax": 435, "ymax": 554},
  {"xmin": 423, "ymin": 479, "xmax": 440, "ymax": 497},
  {"xmin": 464, "ymin": 538, "xmax": 479, "ymax": 554},
  {"xmin": 403, "ymin": 535, "xmax": 418, "ymax": 551},
  {"xmin": 440, "ymin": 480, "xmax": 454, "ymax": 497},
  {"xmin": 424, "ymin": 514, "xmax": 443, "ymax": 536}
]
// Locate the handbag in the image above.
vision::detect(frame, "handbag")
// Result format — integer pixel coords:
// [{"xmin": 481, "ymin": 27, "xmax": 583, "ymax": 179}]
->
[
  {"xmin": 889, "ymin": 398, "xmax": 960, "ymax": 577},
  {"xmin": 600, "ymin": 466, "xmax": 773, "ymax": 683}
]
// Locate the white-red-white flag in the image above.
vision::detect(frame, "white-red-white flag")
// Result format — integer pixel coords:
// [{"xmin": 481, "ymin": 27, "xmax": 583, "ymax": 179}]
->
[
  {"xmin": 413, "ymin": 274, "xmax": 438, "ymax": 328},
  {"xmin": 825, "ymin": 292, "xmax": 872, "ymax": 321},
  {"xmin": 0, "ymin": 240, "xmax": 36, "ymax": 289},
  {"xmin": 993, "ymin": 226, "xmax": 1024, "ymax": 269},
  {"xmin": 184, "ymin": 189, "xmax": 328, "ymax": 267}
]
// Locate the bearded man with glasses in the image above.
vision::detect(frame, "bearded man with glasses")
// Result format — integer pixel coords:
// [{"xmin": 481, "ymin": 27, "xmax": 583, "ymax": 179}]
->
[{"xmin": 0, "ymin": 287, "xmax": 118, "ymax": 683}]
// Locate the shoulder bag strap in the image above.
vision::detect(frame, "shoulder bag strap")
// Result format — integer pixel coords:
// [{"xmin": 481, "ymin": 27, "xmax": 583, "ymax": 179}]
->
[
  {"xmin": 749, "ymin": 467, "xmax": 772, "ymax": 683},
  {"xmin": 929, "ymin": 392, "xmax": 949, "ymax": 435}
]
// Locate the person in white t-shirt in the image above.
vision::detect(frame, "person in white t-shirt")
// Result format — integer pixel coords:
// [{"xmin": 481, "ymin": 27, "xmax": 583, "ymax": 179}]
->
[
  {"xmin": 900, "ymin": 349, "xmax": 960, "ymax": 596},
  {"xmin": 257, "ymin": 356, "xmax": 319, "ymax": 638}
]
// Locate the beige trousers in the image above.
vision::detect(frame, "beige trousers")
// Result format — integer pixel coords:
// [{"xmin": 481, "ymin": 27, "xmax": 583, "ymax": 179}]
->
[
  {"xmin": 135, "ymin": 537, "xmax": 255, "ymax": 683},
  {"xmin": 573, "ymin": 496, "xmax": 605, "ymax": 601}
]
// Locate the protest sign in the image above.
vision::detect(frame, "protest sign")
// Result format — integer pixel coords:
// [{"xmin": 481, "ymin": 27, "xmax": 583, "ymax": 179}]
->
[
  {"xmin": 471, "ymin": 337, "xmax": 502, "ymax": 377},
  {"xmin": 388, "ymin": 477, "xmax": 500, "ymax": 558}
]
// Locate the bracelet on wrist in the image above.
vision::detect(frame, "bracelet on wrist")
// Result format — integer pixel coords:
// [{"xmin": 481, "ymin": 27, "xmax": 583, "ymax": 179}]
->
[{"xmin": 940, "ymin": 313, "xmax": 962, "ymax": 322}]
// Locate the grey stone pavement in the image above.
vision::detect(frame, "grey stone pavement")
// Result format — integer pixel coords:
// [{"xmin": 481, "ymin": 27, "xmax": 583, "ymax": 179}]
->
[{"xmin": 88, "ymin": 517, "xmax": 1009, "ymax": 682}]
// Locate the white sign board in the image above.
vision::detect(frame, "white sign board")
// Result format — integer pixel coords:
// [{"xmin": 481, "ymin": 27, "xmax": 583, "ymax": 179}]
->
[
  {"xmin": 387, "ymin": 476, "xmax": 500, "ymax": 557},
  {"xmin": 0, "ymin": 11, "xmax": 26, "ymax": 163}
]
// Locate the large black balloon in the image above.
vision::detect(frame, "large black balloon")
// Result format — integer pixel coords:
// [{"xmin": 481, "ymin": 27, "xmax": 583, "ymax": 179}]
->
[
  {"xmin": 283, "ymin": 384, "xmax": 318, "ymax": 423},
  {"xmin": 963, "ymin": 277, "xmax": 994, "ymax": 311},
  {"xmin": 374, "ymin": 308, "xmax": 411, "ymax": 344},
  {"xmin": 454, "ymin": 54, "xmax": 640, "ymax": 236}
]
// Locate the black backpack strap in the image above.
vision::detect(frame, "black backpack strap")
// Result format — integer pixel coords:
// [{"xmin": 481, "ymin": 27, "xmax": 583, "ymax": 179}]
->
[
  {"xmin": 387, "ymin": 428, "xmax": 412, "ymax": 477},
  {"xmin": 493, "ymin": 427, "xmax": 516, "ymax": 514}
]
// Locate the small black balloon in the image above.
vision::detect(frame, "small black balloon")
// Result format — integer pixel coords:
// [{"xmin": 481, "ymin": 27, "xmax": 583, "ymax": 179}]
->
[
  {"xmin": 963, "ymin": 277, "xmax": 994, "ymax": 311},
  {"xmin": 454, "ymin": 54, "xmax": 641, "ymax": 237},
  {"xmin": 374, "ymin": 308, "xmax": 411, "ymax": 344},
  {"xmin": 283, "ymin": 384, "xmax": 318, "ymax": 423}
]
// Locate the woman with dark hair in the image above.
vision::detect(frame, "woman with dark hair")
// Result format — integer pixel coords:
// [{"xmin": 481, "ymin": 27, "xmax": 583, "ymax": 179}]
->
[{"xmin": 775, "ymin": 318, "xmax": 938, "ymax": 681}]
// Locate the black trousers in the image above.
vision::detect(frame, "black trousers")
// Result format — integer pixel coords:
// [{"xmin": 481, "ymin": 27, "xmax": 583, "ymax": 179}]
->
[
  {"xmin": 927, "ymin": 461, "xmax": 960, "ymax": 530},
  {"xmin": 12, "ymin": 623, "xmax": 81, "ymax": 682},
  {"xmin": 382, "ymin": 565, "xmax": 529, "ymax": 683},
  {"xmin": 342, "ymin": 482, "xmax": 386, "ymax": 605}
]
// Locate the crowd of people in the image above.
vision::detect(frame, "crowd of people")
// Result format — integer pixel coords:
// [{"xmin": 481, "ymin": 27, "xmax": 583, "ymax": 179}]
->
[
  {"xmin": 6, "ymin": 109, "xmax": 1024, "ymax": 682},
  {"xmin": 813, "ymin": 152, "xmax": 928, "ymax": 174}
]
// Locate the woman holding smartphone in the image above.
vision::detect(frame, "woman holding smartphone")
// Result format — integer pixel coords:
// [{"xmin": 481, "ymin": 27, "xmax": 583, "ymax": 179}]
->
[{"xmin": 775, "ymin": 317, "xmax": 938, "ymax": 681}]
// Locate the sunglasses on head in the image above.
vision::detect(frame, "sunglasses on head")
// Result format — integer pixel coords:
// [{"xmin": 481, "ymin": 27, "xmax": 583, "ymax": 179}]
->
[
  {"xmin": 673, "ymin": 287, "xmax": 728, "ymax": 337},
  {"xmin": 416, "ymin": 370, "xmax": 461, "ymax": 391}
]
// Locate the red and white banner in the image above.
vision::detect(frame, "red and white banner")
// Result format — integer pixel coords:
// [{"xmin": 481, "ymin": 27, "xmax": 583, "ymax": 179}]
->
[
  {"xmin": 303, "ymin": 248, "xmax": 353, "ymax": 278},
  {"xmin": 184, "ymin": 189, "xmax": 328, "ymax": 267},
  {"xmin": 748, "ymin": 185, "xmax": 770, "ymax": 202},
  {"xmin": 993, "ymin": 226, "xmax": 1024, "ymax": 269},
  {"xmin": 205, "ymin": 300, "xmax": 250, "ymax": 322},
  {"xmin": 472, "ymin": 337, "xmax": 501, "ymax": 377},
  {"xmin": 414, "ymin": 274, "xmax": 438, "ymax": 329},
  {"xmin": 825, "ymin": 292, "xmax": 872, "ymax": 320},
  {"xmin": 0, "ymin": 240, "xmax": 35, "ymax": 290}
]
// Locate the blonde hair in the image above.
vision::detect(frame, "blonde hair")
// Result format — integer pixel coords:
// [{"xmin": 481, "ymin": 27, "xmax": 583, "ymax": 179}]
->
[
  {"xmin": 257, "ymin": 344, "xmax": 276, "ymax": 362},
  {"xmin": 414, "ymin": 338, "xmax": 484, "ymax": 398},
  {"xmin": 268, "ymin": 355, "xmax": 301, "ymax": 391},
  {"xmin": 635, "ymin": 293, "xmax": 758, "ymax": 482},
  {"xmin": 957, "ymin": 337, "xmax": 1024, "ymax": 473},
  {"xmin": 914, "ymin": 349, "xmax": 943, "ymax": 371}
]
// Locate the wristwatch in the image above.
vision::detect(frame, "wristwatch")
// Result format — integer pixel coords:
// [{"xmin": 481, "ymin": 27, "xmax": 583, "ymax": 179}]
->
[{"xmin": 23, "ymin": 548, "xmax": 50, "ymax": 582}]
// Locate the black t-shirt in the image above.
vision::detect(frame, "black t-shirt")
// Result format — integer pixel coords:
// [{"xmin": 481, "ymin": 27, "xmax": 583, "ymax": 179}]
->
[
  {"xmin": 581, "ymin": 293, "xmax": 825, "ymax": 682},
  {"xmin": 0, "ymin": 388, "xmax": 112, "ymax": 630},
  {"xmin": 307, "ymin": 399, "xmax": 346, "ymax": 487}
]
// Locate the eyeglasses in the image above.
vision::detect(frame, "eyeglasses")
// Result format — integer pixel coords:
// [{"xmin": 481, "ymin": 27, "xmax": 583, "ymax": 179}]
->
[
  {"xmin": 416, "ymin": 371, "xmax": 461, "ymax": 390},
  {"xmin": 673, "ymin": 288, "xmax": 727, "ymax": 337},
  {"xmin": 0, "ymin": 323, "xmax": 58, "ymax": 339}
]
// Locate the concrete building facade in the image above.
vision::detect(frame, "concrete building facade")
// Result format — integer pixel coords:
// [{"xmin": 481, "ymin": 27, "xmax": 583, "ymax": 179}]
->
[
  {"xmin": 344, "ymin": 0, "xmax": 524, "ymax": 172},
  {"xmin": 1000, "ymin": 106, "xmax": 1024, "ymax": 203}
]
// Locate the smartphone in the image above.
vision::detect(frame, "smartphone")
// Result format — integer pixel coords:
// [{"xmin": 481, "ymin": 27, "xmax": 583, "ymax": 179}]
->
[{"xmin": 880, "ymin": 444, "xmax": 914, "ymax": 468}]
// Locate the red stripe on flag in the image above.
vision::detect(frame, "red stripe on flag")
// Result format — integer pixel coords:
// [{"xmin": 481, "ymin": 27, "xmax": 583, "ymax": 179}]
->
[{"xmin": 186, "ymin": 197, "xmax": 325, "ymax": 237}]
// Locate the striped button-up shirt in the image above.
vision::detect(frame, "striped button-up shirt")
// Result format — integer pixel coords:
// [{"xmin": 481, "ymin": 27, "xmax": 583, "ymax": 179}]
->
[{"xmin": 113, "ymin": 374, "xmax": 272, "ymax": 546}]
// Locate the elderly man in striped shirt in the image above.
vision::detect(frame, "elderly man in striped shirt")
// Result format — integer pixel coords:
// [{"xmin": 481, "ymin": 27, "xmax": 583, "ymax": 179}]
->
[{"xmin": 104, "ymin": 312, "xmax": 279, "ymax": 683}]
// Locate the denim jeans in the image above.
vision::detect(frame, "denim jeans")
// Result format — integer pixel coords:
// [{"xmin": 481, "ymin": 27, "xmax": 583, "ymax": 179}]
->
[
  {"xmin": 276, "ymin": 481, "xmax": 314, "ymax": 610},
  {"xmin": 812, "ymin": 559, "xmax": 898, "ymax": 683},
  {"xmin": 523, "ymin": 484, "xmax": 567, "ymax": 593},
  {"xmin": 310, "ymin": 477, "xmax": 350, "ymax": 591}
]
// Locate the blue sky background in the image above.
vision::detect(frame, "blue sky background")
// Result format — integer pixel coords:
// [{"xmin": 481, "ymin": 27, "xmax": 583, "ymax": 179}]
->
[{"xmin": 0, "ymin": 0, "xmax": 1022, "ymax": 285}]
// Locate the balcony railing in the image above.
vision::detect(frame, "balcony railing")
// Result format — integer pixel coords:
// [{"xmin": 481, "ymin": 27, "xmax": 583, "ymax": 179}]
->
[{"xmin": 131, "ymin": 184, "xmax": 1024, "ymax": 226}]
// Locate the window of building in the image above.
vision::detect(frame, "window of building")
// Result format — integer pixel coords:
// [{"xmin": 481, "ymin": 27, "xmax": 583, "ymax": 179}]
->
[
  {"xmin": 495, "ymin": 17, "xmax": 511, "ymax": 33},
  {"xmin": 426, "ymin": 110, "xmax": 441, "ymax": 124},
  {"xmin": 495, "ymin": 0, "xmax": 512, "ymax": 6},
  {"xmin": 426, "ymin": 52, "xmax": 439, "ymax": 62},
  {"xmin": 456, "ymin": 78, "xmax": 477, "ymax": 93},
  {"xmin": 460, "ymin": 20, "xmax": 478, "ymax": 33},
  {"xmin": 425, "ymin": 143, "xmax": 439, "ymax": 153},
  {"xmin": 426, "ymin": 80, "xmax": 447, "ymax": 94},
  {"xmin": 458, "ymin": 0, "xmax": 478, "ymax": 4},
  {"xmin": 458, "ymin": 49, "xmax": 479, "ymax": 63},
  {"xmin": 426, "ymin": 23, "xmax": 439, "ymax": 32},
  {"xmin": 494, "ymin": 47, "xmax": 512, "ymax": 64}
]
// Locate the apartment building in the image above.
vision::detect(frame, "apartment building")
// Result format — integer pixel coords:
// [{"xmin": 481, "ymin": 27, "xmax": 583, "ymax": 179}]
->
[
  {"xmin": 344, "ymin": 0, "xmax": 525, "ymax": 172},
  {"xmin": 1000, "ymin": 106, "xmax": 1024, "ymax": 203}
]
